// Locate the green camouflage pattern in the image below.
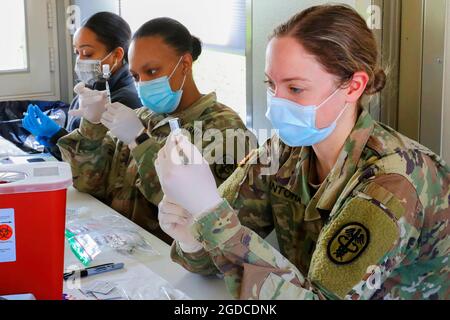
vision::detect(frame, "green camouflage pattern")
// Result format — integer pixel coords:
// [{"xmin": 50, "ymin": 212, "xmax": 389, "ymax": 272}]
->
[
  {"xmin": 171, "ymin": 108, "xmax": 450, "ymax": 300},
  {"xmin": 58, "ymin": 93, "xmax": 255, "ymax": 243}
]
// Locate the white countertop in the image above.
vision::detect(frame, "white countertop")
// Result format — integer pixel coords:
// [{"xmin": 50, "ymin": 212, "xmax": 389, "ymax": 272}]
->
[{"xmin": 64, "ymin": 187, "xmax": 232, "ymax": 300}]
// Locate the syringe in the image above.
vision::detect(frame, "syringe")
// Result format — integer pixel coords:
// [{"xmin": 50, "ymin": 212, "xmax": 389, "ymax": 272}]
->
[
  {"xmin": 102, "ymin": 64, "xmax": 112, "ymax": 104},
  {"xmin": 0, "ymin": 113, "xmax": 60, "ymax": 125},
  {"xmin": 168, "ymin": 118, "xmax": 189, "ymax": 165}
]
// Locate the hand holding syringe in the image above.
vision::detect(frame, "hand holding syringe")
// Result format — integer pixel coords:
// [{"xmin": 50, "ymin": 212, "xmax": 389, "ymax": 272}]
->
[
  {"xmin": 69, "ymin": 81, "xmax": 109, "ymax": 124},
  {"xmin": 155, "ymin": 117, "xmax": 223, "ymax": 217}
]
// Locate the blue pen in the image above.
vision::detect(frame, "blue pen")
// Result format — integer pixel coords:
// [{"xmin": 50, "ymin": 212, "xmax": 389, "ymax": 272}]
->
[
  {"xmin": 64, "ymin": 263, "xmax": 124, "ymax": 280},
  {"xmin": 87, "ymin": 262, "xmax": 124, "ymax": 277}
]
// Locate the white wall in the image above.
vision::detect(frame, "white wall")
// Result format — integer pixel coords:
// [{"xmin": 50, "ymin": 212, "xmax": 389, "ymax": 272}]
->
[
  {"xmin": 442, "ymin": 0, "xmax": 450, "ymax": 164},
  {"xmin": 57, "ymin": 0, "xmax": 74, "ymax": 103},
  {"xmin": 74, "ymin": 0, "xmax": 119, "ymax": 21},
  {"xmin": 249, "ymin": 0, "xmax": 362, "ymax": 135}
]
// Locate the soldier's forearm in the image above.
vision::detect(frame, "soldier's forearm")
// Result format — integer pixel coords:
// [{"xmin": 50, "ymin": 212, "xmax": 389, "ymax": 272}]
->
[
  {"xmin": 131, "ymin": 135, "xmax": 166, "ymax": 205},
  {"xmin": 170, "ymin": 242, "xmax": 219, "ymax": 276},
  {"xmin": 190, "ymin": 200, "xmax": 322, "ymax": 300},
  {"xmin": 58, "ymin": 130, "xmax": 114, "ymax": 200}
]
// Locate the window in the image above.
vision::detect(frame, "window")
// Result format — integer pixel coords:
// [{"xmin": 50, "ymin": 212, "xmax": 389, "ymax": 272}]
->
[
  {"xmin": 120, "ymin": 0, "xmax": 247, "ymax": 121},
  {"xmin": 0, "ymin": 0, "xmax": 60, "ymax": 101},
  {"xmin": 0, "ymin": 0, "xmax": 28, "ymax": 72}
]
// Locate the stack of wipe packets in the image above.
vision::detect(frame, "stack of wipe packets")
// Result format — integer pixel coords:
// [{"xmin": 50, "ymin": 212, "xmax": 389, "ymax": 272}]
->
[
  {"xmin": 74, "ymin": 280, "xmax": 190, "ymax": 300},
  {"xmin": 79, "ymin": 281, "xmax": 127, "ymax": 300}
]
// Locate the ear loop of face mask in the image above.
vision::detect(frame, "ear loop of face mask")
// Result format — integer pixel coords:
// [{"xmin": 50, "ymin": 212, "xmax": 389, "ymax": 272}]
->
[
  {"xmin": 315, "ymin": 87, "xmax": 341, "ymax": 110},
  {"xmin": 168, "ymin": 56, "xmax": 187, "ymax": 91},
  {"xmin": 315, "ymin": 87, "xmax": 350, "ymax": 129},
  {"xmin": 101, "ymin": 51, "xmax": 119, "ymax": 75}
]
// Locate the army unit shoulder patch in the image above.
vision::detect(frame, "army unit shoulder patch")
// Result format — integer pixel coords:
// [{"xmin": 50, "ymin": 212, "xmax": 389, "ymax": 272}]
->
[
  {"xmin": 308, "ymin": 196, "xmax": 399, "ymax": 299},
  {"xmin": 327, "ymin": 222, "xmax": 370, "ymax": 265},
  {"xmin": 214, "ymin": 161, "xmax": 237, "ymax": 181}
]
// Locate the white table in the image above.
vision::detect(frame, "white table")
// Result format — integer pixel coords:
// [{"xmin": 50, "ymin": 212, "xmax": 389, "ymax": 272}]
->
[
  {"xmin": 64, "ymin": 187, "xmax": 232, "ymax": 300},
  {"xmin": 0, "ymin": 136, "xmax": 27, "ymax": 157}
]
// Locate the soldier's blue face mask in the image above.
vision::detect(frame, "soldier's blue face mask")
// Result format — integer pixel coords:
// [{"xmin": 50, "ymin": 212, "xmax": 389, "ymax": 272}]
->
[
  {"xmin": 137, "ymin": 56, "xmax": 187, "ymax": 114},
  {"xmin": 265, "ymin": 88, "xmax": 348, "ymax": 147}
]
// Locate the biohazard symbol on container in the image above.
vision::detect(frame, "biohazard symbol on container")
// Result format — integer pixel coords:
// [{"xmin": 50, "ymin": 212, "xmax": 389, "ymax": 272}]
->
[
  {"xmin": 327, "ymin": 223, "xmax": 370, "ymax": 265},
  {"xmin": 0, "ymin": 224, "xmax": 13, "ymax": 241}
]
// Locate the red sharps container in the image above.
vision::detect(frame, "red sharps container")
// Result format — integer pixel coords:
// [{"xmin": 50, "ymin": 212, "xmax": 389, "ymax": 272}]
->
[{"xmin": 0, "ymin": 162, "xmax": 72, "ymax": 300}]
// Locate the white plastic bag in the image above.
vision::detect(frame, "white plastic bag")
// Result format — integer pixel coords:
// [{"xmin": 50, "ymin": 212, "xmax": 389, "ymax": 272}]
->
[{"xmin": 66, "ymin": 207, "xmax": 159, "ymax": 266}]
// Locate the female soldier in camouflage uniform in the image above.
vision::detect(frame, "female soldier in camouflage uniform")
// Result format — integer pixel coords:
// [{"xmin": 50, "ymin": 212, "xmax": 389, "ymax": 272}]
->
[
  {"xmin": 156, "ymin": 5, "xmax": 449, "ymax": 299},
  {"xmin": 58, "ymin": 18, "xmax": 254, "ymax": 243}
]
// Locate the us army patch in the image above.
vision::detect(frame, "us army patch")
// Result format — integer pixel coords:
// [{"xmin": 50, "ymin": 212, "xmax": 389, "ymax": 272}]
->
[
  {"xmin": 309, "ymin": 193, "xmax": 399, "ymax": 299},
  {"xmin": 214, "ymin": 159, "xmax": 237, "ymax": 180},
  {"xmin": 327, "ymin": 223, "xmax": 370, "ymax": 265}
]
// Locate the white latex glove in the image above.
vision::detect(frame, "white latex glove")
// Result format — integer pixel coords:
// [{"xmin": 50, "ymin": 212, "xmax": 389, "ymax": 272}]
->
[
  {"xmin": 100, "ymin": 102, "xmax": 145, "ymax": 145},
  {"xmin": 158, "ymin": 197, "xmax": 203, "ymax": 253},
  {"xmin": 155, "ymin": 133, "xmax": 223, "ymax": 217},
  {"xmin": 69, "ymin": 82, "xmax": 108, "ymax": 124}
]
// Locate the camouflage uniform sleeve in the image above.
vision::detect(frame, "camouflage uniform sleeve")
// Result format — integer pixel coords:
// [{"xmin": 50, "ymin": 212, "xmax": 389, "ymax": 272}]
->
[
  {"xmin": 206, "ymin": 127, "xmax": 256, "ymax": 188},
  {"xmin": 170, "ymin": 146, "xmax": 276, "ymax": 279},
  {"xmin": 170, "ymin": 242, "xmax": 220, "ymax": 276},
  {"xmin": 189, "ymin": 173, "xmax": 428, "ymax": 300},
  {"xmin": 310, "ymin": 174, "xmax": 423, "ymax": 300},
  {"xmin": 219, "ymin": 148, "xmax": 274, "ymax": 238},
  {"xmin": 57, "ymin": 118, "xmax": 115, "ymax": 200},
  {"xmin": 191, "ymin": 200, "xmax": 321, "ymax": 300},
  {"xmin": 131, "ymin": 135, "xmax": 166, "ymax": 206}
]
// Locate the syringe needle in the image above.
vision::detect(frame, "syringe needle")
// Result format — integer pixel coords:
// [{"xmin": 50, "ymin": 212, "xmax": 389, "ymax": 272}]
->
[{"xmin": 103, "ymin": 64, "xmax": 112, "ymax": 104}]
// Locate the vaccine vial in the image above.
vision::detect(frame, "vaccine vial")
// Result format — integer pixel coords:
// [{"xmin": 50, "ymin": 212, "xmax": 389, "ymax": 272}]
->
[
  {"xmin": 168, "ymin": 118, "xmax": 189, "ymax": 164},
  {"xmin": 102, "ymin": 64, "xmax": 111, "ymax": 80},
  {"xmin": 169, "ymin": 118, "xmax": 181, "ymax": 134}
]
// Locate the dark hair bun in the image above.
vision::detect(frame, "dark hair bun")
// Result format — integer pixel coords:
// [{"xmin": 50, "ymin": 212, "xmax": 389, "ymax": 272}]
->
[
  {"xmin": 191, "ymin": 36, "xmax": 202, "ymax": 61},
  {"xmin": 133, "ymin": 18, "xmax": 203, "ymax": 61},
  {"xmin": 366, "ymin": 68, "xmax": 387, "ymax": 95}
]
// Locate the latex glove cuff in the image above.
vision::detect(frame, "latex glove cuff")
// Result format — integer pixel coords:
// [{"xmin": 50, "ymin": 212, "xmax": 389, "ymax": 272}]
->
[{"xmin": 178, "ymin": 241, "xmax": 203, "ymax": 254}]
